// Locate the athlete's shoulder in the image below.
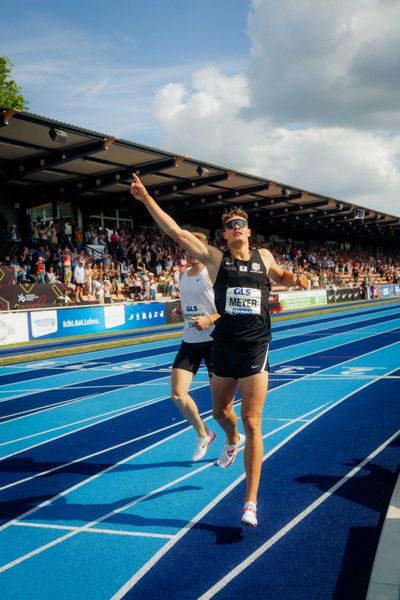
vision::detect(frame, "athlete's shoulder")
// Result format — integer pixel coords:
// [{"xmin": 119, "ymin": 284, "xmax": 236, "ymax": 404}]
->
[{"xmin": 258, "ymin": 248, "xmax": 275, "ymax": 268}]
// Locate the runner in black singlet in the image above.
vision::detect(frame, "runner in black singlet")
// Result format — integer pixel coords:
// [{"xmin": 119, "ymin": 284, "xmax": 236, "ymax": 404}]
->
[{"xmin": 130, "ymin": 174, "xmax": 309, "ymax": 528}]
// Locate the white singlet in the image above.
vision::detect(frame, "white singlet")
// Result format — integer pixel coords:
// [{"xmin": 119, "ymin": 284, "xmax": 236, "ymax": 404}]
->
[{"xmin": 179, "ymin": 266, "xmax": 216, "ymax": 343}]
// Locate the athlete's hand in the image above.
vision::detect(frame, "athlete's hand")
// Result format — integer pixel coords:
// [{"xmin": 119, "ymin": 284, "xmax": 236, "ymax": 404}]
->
[
  {"xmin": 296, "ymin": 274, "xmax": 310, "ymax": 289},
  {"xmin": 130, "ymin": 173, "xmax": 149, "ymax": 203},
  {"xmin": 192, "ymin": 315, "xmax": 213, "ymax": 330},
  {"xmin": 171, "ymin": 307, "xmax": 182, "ymax": 321}
]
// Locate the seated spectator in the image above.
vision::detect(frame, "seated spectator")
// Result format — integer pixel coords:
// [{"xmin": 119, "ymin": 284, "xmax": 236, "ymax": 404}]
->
[
  {"xmin": 46, "ymin": 266, "xmax": 60, "ymax": 284},
  {"xmin": 10, "ymin": 256, "xmax": 26, "ymax": 283},
  {"xmin": 58, "ymin": 289, "xmax": 73, "ymax": 306}
]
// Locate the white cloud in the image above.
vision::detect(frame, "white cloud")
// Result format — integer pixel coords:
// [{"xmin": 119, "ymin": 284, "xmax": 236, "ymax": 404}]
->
[
  {"xmin": 152, "ymin": 1, "xmax": 400, "ymax": 217},
  {"xmin": 246, "ymin": 0, "xmax": 400, "ymax": 129}
]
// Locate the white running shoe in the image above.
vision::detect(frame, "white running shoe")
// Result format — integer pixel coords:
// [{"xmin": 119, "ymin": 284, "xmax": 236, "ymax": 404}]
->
[
  {"xmin": 216, "ymin": 433, "xmax": 246, "ymax": 468},
  {"xmin": 241, "ymin": 501, "xmax": 257, "ymax": 528},
  {"xmin": 192, "ymin": 430, "xmax": 216, "ymax": 462}
]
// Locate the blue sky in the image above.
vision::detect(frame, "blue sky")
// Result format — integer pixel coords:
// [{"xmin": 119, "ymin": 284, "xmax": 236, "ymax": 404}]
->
[{"xmin": 1, "ymin": 0, "xmax": 400, "ymax": 217}]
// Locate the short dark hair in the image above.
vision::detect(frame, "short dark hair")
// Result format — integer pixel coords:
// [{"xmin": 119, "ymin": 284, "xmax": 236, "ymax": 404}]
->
[{"xmin": 222, "ymin": 206, "xmax": 249, "ymax": 228}]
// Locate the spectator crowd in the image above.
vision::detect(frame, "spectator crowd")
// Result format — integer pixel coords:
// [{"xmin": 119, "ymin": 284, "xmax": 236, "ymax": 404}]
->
[{"xmin": 0, "ymin": 213, "xmax": 399, "ymax": 306}]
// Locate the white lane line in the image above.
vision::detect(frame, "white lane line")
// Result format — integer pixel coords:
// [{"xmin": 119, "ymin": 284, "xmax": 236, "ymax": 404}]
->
[
  {"xmin": 0, "ymin": 387, "xmax": 184, "ymax": 462},
  {"xmin": 0, "ymin": 414, "xmax": 191, "ymax": 493},
  {"xmin": 0, "ymin": 398, "xmax": 175, "ymax": 448},
  {"xmin": 0, "ymin": 400, "xmax": 329, "ymax": 544},
  {"xmin": 198, "ymin": 429, "xmax": 400, "ymax": 600},
  {"xmin": 1, "ymin": 338, "xmax": 398, "ymax": 570},
  {"xmin": 111, "ymin": 363, "xmax": 400, "ymax": 599},
  {"xmin": 270, "ymin": 321, "xmax": 400, "ymax": 365},
  {"xmin": 14, "ymin": 521, "xmax": 173, "ymax": 540},
  {"xmin": 276, "ymin": 329, "xmax": 400, "ymax": 338},
  {"xmin": 2, "ymin": 335, "xmax": 398, "ymax": 487},
  {"xmin": 0, "ymin": 363, "xmax": 178, "ymax": 437},
  {"xmin": 1, "ymin": 315, "xmax": 397, "ymax": 403},
  {"xmin": 0, "ymin": 339, "xmax": 180, "ymax": 374},
  {"xmin": 269, "ymin": 375, "xmax": 400, "ymax": 381},
  {"xmin": 262, "ymin": 418, "xmax": 310, "ymax": 423},
  {"xmin": 0, "ymin": 348, "xmax": 177, "ymax": 405}
]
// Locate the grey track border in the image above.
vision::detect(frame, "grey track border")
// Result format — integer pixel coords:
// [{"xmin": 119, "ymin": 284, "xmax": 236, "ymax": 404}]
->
[{"xmin": 366, "ymin": 470, "xmax": 400, "ymax": 600}]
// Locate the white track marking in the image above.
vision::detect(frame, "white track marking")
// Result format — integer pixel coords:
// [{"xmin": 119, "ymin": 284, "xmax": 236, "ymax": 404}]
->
[
  {"xmin": 1, "ymin": 330, "xmax": 398, "ymax": 578},
  {"xmin": 0, "ymin": 414, "xmax": 191, "ymax": 493},
  {"xmin": 14, "ymin": 521, "xmax": 173, "ymax": 540},
  {"xmin": 198, "ymin": 430, "xmax": 400, "ymax": 600},
  {"xmin": 0, "ymin": 387, "xmax": 189, "ymax": 462},
  {"xmin": 0, "ymin": 400, "xmax": 330, "ymax": 544},
  {"xmin": 0, "ymin": 398, "xmax": 184, "ymax": 448},
  {"xmin": 0, "ymin": 347, "xmax": 178, "ymax": 404}
]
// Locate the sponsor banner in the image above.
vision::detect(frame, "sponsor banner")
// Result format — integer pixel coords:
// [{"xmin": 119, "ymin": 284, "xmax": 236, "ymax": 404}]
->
[
  {"xmin": 25, "ymin": 302, "xmax": 168, "ymax": 341},
  {"xmin": 379, "ymin": 285, "xmax": 392, "ymax": 298},
  {"xmin": 104, "ymin": 304, "xmax": 125, "ymax": 329},
  {"xmin": 0, "ymin": 266, "xmax": 15, "ymax": 286},
  {"xmin": 278, "ymin": 290, "xmax": 327, "ymax": 311},
  {"xmin": 30, "ymin": 310, "xmax": 58, "ymax": 338},
  {"xmin": 394, "ymin": 285, "xmax": 400, "ymax": 296},
  {"xmin": 327, "ymin": 289, "xmax": 336, "ymax": 304},
  {"xmin": 57, "ymin": 306, "xmax": 105, "ymax": 337},
  {"xmin": 124, "ymin": 302, "xmax": 166, "ymax": 328},
  {"xmin": 334, "ymin": 288, "xmax": 362, "ymax": 302},
  {"xmin": 0, "ymin": 282, "xmax": 67, "ymax": 311},
  {"xmin": 0, "ymin": 312, "xmax": 29, "ymax": 346}
]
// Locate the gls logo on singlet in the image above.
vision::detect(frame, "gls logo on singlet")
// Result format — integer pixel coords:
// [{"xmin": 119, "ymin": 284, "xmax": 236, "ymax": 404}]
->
[{"xmin": 185, "ymin": 305, "xmax": 198, "ymax": 311}]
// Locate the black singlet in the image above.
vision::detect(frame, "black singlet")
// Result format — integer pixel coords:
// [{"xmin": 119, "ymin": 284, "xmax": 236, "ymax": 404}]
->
[{"xmin": 212, "ymin": 248, "xmax": 272, "ymax": 343}]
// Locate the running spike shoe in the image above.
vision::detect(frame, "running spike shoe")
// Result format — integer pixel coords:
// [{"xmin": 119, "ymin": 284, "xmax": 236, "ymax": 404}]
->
[
  {"xmin": 216, "ymin": 433, "xmax": 246, "ymax": 468},
  {"xmin": 241, "ymin": 501, "xmax": 257, "ymax": 528},
  {"xmin": 192, "ymin": 430, "xmax": 216, "ymax": 462}
]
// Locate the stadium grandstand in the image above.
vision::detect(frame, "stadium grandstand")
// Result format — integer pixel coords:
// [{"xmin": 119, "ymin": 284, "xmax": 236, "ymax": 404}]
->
[{"xmin": 1, "ymin": 108, "xmax": 399, "ymax": 308}]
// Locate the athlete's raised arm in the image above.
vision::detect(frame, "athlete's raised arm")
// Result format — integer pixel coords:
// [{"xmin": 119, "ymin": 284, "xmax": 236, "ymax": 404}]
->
[{"xmin": 130, "ymin": 173, "xmax": 221, "ymax": 273}]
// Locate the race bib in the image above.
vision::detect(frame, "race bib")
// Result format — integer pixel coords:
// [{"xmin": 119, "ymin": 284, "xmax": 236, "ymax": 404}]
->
[
  {"xmin": 184, "ymin": 304, "xmax": 206, "ymax": 327},
  {"xmin": 225, "ymin": 287, "xmax": 261, "ymax": 315}
]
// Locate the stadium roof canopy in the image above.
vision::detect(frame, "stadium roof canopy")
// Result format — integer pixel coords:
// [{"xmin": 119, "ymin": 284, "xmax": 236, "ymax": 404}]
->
[{"xmin": 1, "ymin": 108, "xmax": 399, "ymax": 244}]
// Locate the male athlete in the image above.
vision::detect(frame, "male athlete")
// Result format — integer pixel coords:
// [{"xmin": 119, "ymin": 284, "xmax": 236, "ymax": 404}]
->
[
  {"xmin": 171, "ymin": 232, "xmax": 218, "ymax": 461},
  {"xmin": 130, "ymin": 174, "xmax": 309, "ymax": 528}
]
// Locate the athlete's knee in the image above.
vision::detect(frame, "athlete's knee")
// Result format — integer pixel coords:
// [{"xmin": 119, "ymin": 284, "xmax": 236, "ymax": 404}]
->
[
  {"xmin": 171, "ymin": 391, "xmax": 188, "ymax": 407},
  {"xmin": 212, "ymin": 403, "xmax": 232, "ymax": 422},
  {"xmin": 242, "ymin": 413, "xmax": 262, "ymax": 437},
  {"xmin": 171, "ymin": 392, "xmax": 183, "ymax": 404}
]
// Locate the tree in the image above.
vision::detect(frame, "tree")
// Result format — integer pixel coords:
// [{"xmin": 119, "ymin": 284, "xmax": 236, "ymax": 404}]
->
[{"xmin": 0, "ymin": 56, "xmax": 29, "ymax": 110}]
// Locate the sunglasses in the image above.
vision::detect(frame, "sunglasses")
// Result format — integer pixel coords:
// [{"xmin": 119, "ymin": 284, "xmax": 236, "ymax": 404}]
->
[{"xmin": 224, "ymin": 218, "xmax": 248, "ymax": 230}]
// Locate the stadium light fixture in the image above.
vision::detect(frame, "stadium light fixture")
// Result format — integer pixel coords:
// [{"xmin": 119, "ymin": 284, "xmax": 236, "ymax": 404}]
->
[
  {"xmin": 49, "ymin": 128, "xmax": 69, "ymax": 144},
  {"xmin": 196, "ymin": 166, "xmax": 210, "ymax": 177}
]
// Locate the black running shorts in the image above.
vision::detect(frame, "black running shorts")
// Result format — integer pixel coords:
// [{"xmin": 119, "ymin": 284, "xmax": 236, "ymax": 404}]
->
[
  {"xmin": 212, "ymin": 339, "xmax": 270, "ymax": 379},
  {"xmin": 172, "ymin": 340, "xmax": 213, "ymax": 377}
]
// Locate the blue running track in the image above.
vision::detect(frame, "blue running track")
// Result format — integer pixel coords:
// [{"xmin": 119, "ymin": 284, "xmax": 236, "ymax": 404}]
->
[{"xmin": 0, "ymin": 301, "xmax": 399, "ymax": 599}]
